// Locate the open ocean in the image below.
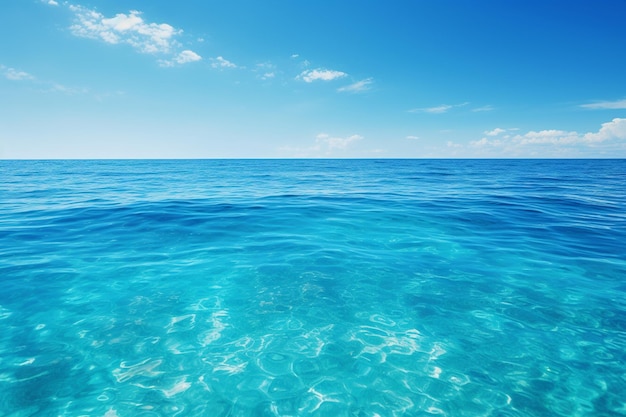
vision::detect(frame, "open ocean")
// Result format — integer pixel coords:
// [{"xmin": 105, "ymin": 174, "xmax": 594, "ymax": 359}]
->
[{"xmin": 1, "ymin": 159, "xmax": 625, "ymax": 417}]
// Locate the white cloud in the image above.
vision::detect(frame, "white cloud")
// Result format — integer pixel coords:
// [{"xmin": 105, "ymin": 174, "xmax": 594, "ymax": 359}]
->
[
  {"xmin": 279, "ymin": 133, "xmax": 363, "ymax": 156},
  {"xmin": 580, "ymin": 99, "xmax": 626, "ymax": 110},
  {"xmin": 409, "ymin": 102, "xmax": 468, "ymax": 114},
  {"xmin": 290, "ymin": 54, "xmax": 299, "ymax": 59},
  {"xmin": 583, "ymin": 118, "xmax": 626, "ymax": 143},
  {"xmin": 42, "ymin": 0, "xmax": 59, "ymax": 6},
  {"xmin": 471, "ymin": 137, "xmax": 503, "ymax": 147},
  {"xmin": 516, "ymin": 129, "xmax": 580, "ymax": 145},
  {"xmin": 3, "ymin": 67, "xmax": 34, "ymax": 81},
  {"xmin": 175, "ymin": 50, "xmax": 202, "ymax": 64},
  {"xmin": 69, "ymin": 7, "xmax": 180, "ymax": 53},
  {"xmin": 421, "ymin": 105, "xmax": 452, "ymax": 114},
  {"xmin": 316, "ymin": 133, "xmax": 363, "ymax": 150},
  {"xmin": 67, "ymin": 5, "xmax": 200, "ymax": 65},
  {"xmin": 406, "ymin": 135, "xmax": 420, "ymax": 140},
  {"xmin": 159, "ymin": 50, "xmax": 202, "ymax": 67},
  {"xmin": 211, "ymin": 56, "xmax": 237, "ymax": 69},
  {"xmin": 471, "ymin": 118, "xmax": 626, "ymax": 151},
  {"xmin": 298, "ymin": 68, "xmax": 347, "ymax": 83},
  {"xmin": 484, "ymin": 128, "xmax": 506, "ymax": 136},
  {"xmin": 338, "ymin": 78, "xmax": 373, "ymax": 93}
]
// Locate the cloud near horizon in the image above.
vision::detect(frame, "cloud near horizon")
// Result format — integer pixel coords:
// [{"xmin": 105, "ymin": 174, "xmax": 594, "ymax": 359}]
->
[
  {"xmin": 472, "ymin": 118, "xmax": 626, "ymax": 151},
  {"xmin": 484, "ymin": 128, "xmax": 506, "ymax": 136},
  {"xmin": 316, "ymin": 133, "xmax": 363, "ymax": 150},
  {"xmin": 279, "ymin": 133, "xmax": 363, "ymax": 157}
]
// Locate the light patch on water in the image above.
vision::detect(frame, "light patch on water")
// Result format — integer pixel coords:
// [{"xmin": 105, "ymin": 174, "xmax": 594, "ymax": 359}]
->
[
  {"xmin": 162, "ymin": 377, "xmax": 192, "ymax": 397},
  {"xmin": 199, "ymin": 310, "xmax": 229, "ymax": 346},
  {"xmin": 301, "ymin": 324, "xmax": 333, "ymax": 357},
  {"xmin": 165, "ymin": 314, "xmax": 196, "ymax": 333},
  {"xmin": 369, "ymin": 313, "xmax": 397, "ymax": 327},
  {"xmin": 304, "ymin": 385, "xmax": 342, "ymax": 412},
  {"xmin": 0, "ymin": 306, "xmax": 11, "ymax": 320},
  {"xmin": 428, "ymin": 342, "xmax": 447, "ymax": 360},
  {"xmin": 207, "ymin": 353, "xmax": 248, "ymax": 374},
  {"xmin": 352, "ymin": 326, "xmax": 424, "ymax": 362},
  {"xmin": 112, "ymin": 358, "xmax": 164, "ymax": 383},
  {"xmin": 188, "ymin": 296, "xmax": 222, "ymax": 311},
  {"xmin": 103, "ymin": 407, "xmax": 119, "ymax": 417}
]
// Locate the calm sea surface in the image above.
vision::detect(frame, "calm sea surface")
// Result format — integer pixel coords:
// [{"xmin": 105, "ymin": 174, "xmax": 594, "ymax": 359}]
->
[{"xmin": 1, "ymin": 159, "xmax": 625, "ymax": 417}]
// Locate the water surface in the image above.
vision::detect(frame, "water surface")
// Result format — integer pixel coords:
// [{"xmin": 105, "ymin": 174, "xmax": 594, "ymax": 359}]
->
[{"xmin": 1, "ymin": 159, "xmax": 625, "ymax": 416}]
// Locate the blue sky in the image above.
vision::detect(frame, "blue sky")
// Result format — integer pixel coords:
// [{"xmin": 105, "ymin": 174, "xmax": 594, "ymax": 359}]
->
[{"xmin": 1, "ymin": 0, "xmax": 625, "ymax": 158}]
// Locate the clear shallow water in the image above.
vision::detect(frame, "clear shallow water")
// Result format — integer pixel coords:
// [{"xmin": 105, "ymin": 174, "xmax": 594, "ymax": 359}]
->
[{"xmin": 1, "ymin": 159, "xmax": 625, "ymax": 417}]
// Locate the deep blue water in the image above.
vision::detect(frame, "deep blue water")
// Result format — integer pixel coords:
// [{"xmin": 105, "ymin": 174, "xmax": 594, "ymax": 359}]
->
[{"xmin": 1, "ymin": 159, "xmax": 625, "ymax": 417}]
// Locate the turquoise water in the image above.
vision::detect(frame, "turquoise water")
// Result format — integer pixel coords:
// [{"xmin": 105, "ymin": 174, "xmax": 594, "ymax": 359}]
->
[{"xmin": 1, "ymin": 159, "xmax": 625, "ymax": 417}]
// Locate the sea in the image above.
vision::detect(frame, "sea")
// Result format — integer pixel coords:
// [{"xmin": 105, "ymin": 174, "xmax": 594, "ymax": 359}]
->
[{"xmin": 1, "ymin": 159, "xmax": 625, "ymax": 417}]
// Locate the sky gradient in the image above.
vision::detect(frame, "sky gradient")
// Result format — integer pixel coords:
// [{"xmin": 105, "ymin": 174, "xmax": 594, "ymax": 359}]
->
[{"xmin": 1, "ymin": 0, "xmax": 626, "ymax": 158}]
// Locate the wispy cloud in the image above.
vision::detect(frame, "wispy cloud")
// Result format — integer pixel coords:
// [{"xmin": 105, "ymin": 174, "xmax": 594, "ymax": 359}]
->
[
  {"xmin": 211, "ymin": 56, "xmax": 237, "ymax": 69},
  {"xmin": 409, "ymin": 102, "xmax": 468, "ymax": 114},
  {"xmin": 42, "ymin": 0, "xmax": 58, "ymax": 6},
  {"xmin": 68, "ymin": 5, "xmax": 201, "ymax": 65},
  {"xmin": 415, "ymin": 104, "xmax": 452, "ymax": 114},
  {"xmin": 580, "ymin": 99, "xmax": 626, "ymax": 110},
  {"xmin": 253, "ymin": 62, "xmax": 276, "ymax": 80},
  {"xmin": 1, "ymin": 64, "xmax": 114, "ymax": 96},
  {"xmin": 1, "ymin": 66, "xmax": 35, "ymax": 81},
  {"xmin": 472, "ymin": 105, "xmax": 494, "ymax": 112},
  {"xmin": 406, "ymin": 135, "xmax": 420, "ymax": 140},
  {"xmin": 45, "ymin": 83, "xmax": 89, "ymax": 95},
  {"xmin": 298, "ymin": 68, "xmax": 347, "ymax": 83},
  {"xmin": 338, "ymin": 78, "xmax": 373, "ymax": 93}
]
